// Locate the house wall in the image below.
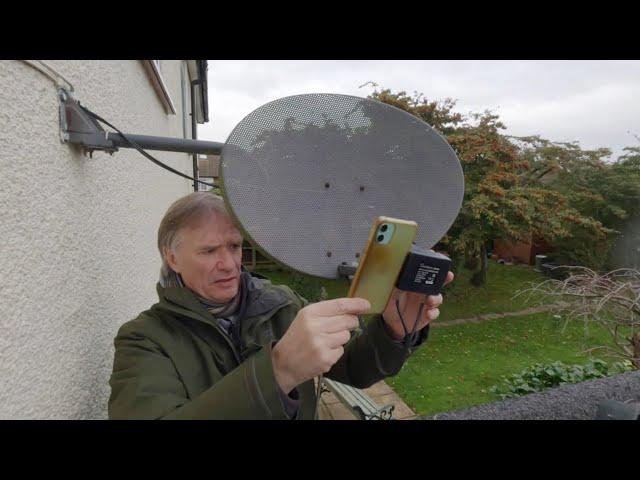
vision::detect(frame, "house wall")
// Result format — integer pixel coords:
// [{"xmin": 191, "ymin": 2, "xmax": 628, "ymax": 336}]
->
[
  {"xmin": 493, "ymin": 237, "xmax": 552, "ymax": 265},
  {"xmin": 0, "ymin": 60, "xmax": 197, "ymax": 419},
  {"xmin": 494, "ymin": 239, "xmax": 532, "ymax": 265}
]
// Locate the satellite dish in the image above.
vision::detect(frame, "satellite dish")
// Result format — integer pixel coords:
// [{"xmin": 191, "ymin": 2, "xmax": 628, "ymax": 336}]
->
[{"xmin": 219, "ymin": 93, "xmax": 464, "ymax": 279}]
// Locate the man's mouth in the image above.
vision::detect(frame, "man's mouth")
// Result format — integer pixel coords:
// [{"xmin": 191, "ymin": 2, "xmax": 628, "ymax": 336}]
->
[{"xmin": 215, "ymin": 277, "xmax": 237, "ymax": 285}]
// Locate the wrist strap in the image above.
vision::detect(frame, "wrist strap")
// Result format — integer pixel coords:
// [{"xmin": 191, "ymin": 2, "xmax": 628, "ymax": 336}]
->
[{"xmin": 395, "ymin": 299, "xmax": 425, "ymax": 344}]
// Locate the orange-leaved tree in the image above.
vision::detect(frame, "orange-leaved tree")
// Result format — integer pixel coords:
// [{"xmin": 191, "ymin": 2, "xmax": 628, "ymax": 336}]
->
[{"xmin": 369, "ymin": 87, "xmax": 607, "ymax": 285}]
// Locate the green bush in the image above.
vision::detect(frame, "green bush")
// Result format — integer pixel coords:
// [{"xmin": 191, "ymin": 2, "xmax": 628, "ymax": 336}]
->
[{"xmin": 490, "ymin": 359, "xmax": 633, "ymax": 399}]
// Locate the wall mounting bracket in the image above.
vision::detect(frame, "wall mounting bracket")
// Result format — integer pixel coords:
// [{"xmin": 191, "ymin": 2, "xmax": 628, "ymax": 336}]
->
[{"xmin": 58, "ymin": 88, "xmax": 224, "ymax": 157}]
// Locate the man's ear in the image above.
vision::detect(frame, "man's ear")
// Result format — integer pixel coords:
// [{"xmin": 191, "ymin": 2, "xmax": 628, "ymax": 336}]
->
[{"xmin": 165, "ymin": 247, "xmax": 180, "ymax": 273}]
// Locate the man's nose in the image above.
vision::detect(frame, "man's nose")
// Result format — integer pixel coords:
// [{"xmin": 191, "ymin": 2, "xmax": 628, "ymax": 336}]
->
[{"xmin": 216, "ymin": 247, "xmax": 237, "ymax": 271}]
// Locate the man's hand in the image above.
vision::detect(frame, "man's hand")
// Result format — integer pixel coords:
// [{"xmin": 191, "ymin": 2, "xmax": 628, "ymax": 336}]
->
[
  {"xmin": 271, "ymin": 297, "xmax": 371, "ymax": 394},
  {"xmin": 381, "ymin": 271, "xmax": 455, "ymax": 341}
]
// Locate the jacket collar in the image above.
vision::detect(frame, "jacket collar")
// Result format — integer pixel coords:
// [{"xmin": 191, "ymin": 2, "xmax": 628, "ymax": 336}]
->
[{"xmin": 154, "ymin": 267, "xmax": 292, "ymax": 325}]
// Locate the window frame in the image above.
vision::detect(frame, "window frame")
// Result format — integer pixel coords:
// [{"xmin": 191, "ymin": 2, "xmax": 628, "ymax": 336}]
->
[{"xmin": 142, "ymin": 60, "xmax": 177, "ymax": 115}]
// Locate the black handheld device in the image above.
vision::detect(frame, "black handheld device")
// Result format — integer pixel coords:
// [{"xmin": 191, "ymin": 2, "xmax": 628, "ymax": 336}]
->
[{"xmin": 395, "ymin": 245, "xmax": 452, "ymax": 296}]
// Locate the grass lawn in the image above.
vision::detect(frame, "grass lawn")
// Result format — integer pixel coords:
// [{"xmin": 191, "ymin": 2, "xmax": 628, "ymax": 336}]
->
[
  {"xmin": 386, "ymin": 312, "xmax": 614, "ymax": 416},
  {"xmin": 437, "ymin": 260, "xmax": 545, "ymax": 322},
  {"xmin": 255, "ymin": 260, "xmax": 545, "ymax": 321},
  {"xmin": 254, "ymin": 261, "xmax": 618, "ymax": 417}
]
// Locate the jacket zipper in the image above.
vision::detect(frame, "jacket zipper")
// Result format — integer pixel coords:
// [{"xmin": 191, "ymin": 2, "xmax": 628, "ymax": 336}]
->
[{"xmin": 212, "ymin": 321, "xmax": 242, "ymax": 365}]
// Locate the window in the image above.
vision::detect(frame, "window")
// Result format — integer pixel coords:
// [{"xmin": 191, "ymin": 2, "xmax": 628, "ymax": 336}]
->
[
  {"xmin": 142, "ymin": 60, "xmax": 176, "ymax": 115},
  {"xmin": 181, "ymin": 61, "xmax": 190, "ymax": 139}
]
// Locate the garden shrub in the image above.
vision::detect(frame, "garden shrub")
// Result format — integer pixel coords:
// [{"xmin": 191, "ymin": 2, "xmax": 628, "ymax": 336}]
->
[{"xmin": 490, "ymin": 359, "xmax": 633, "ymax": 399}]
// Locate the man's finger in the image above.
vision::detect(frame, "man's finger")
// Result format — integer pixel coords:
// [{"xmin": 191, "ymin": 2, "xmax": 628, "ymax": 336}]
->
[
  {"xmin": 426, "ymin": 294, "xmax": 443, "ymax": 308},
  {"xmin": 425, "ymin": 307, "xmax": 440, "ymax": 322},
  {"xmin": 319, "ymin": 314, "xmax": 360, "ymax": 333},
  {"xmin": 444, "ymin": 271, "xmax": 455, "ymax": 286},
  {"xmin": 323, "ymin": 330, "xmax": 352, "ymax": 348},
  {"xmin": 328, "ymin": 346, "xmax": 345, "ymax": 365},
  {"xmin": 307, "ymin": 297, "xmax": 371, "ymax": 317}
]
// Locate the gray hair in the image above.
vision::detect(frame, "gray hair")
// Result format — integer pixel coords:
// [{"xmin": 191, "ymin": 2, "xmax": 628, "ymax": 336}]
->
[{"xmin": 157, "ymin": 192, "xmax": 231, "ymax": 277}]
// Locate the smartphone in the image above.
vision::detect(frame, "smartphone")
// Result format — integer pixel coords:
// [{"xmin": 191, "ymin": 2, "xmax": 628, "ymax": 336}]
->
[{"xmin": 348, "ymin": 216, "xmax": 418, "ymax": 314}]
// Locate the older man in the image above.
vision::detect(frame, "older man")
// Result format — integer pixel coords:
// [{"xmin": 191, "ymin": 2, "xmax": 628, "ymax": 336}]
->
[{"xmin": 108, "ymin": 192, "xmax": 453, "ymax": 419}]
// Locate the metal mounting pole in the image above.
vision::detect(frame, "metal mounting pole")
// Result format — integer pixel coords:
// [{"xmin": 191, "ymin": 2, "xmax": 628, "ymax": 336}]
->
[{"xmin": 105, "ymin": 132, "xmax": 223, "ymax": 155}]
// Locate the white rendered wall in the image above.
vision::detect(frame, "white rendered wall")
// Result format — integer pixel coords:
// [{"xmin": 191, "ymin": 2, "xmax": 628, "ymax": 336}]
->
[{"xmin": 0, "ymin": 60, "xmax": 197, "ymax": 419}]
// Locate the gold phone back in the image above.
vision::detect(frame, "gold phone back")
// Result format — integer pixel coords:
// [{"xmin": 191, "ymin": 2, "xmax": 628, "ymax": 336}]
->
[{"xmin": 348, "ymin": 217, "xmax": 418, "ymax": 313}]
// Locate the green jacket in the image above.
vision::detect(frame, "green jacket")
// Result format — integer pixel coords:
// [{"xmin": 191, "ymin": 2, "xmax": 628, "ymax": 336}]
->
[{"xmin": 108, "ymin": 274, "xmax": 427, "ymax": 420}]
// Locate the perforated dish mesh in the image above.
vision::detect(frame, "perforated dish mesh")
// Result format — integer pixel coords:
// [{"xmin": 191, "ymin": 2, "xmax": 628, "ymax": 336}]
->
[{"xmin": 220, "ymin": 93, "xmax": 464, "ymax": 279}]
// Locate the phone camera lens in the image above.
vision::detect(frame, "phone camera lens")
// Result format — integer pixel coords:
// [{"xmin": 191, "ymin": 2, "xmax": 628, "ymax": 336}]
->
[
  {"xmin": 381, "ymin": 224, "xmax": 388, "ymax": 232},
  {"xmin": 377, "ymin": 234, "xmax": 384, "ymax": 242}
]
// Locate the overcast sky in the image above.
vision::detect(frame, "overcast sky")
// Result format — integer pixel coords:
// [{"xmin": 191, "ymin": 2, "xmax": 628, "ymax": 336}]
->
[{"xmin": 199, "ymin": 60, "xmax": 640, "ymax": 161}]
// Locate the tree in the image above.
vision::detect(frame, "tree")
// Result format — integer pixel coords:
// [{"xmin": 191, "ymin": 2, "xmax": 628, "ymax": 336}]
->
[
  {"xmin": 368, "ymin": 87, "xmax": 602, "ymax": 285},
  {"xmin": 516, "ymin": 138, "xmax": 640, "ymax": 270},
  {"xmin": 608, "ymin": 145, "xmax": 640, "ymax": 269}
]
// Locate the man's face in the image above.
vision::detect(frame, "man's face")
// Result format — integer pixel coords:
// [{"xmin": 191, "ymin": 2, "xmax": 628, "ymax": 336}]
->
[{"xmin": 166, "ymin": 212, "xmax": 243, "ymax": 303}]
